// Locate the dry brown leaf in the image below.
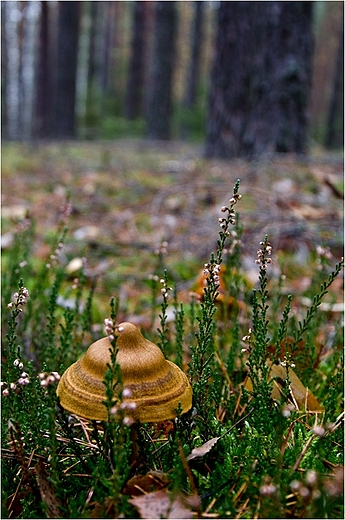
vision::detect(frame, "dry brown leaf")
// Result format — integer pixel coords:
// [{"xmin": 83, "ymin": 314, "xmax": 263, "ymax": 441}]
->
[
  {"xmin": 123, "ymin": 471, "xmax": 170, "ymax": 496},
  {"xmin": 244, "ymin": 361, "xmax": 324, "ymax": 413},
  {"xmin": 187, "ymin": 437, "xmax": 220, "ymax": 461},
  {"xmin": 35, "ymin": 460, "xmax": 62, "ymax": 518},
  {"xmin": 267, "ymin": 337, "xmax": 306, "ymax": 362},
  {"xmin": 129, "ymin": 489, "xmax": 193, "ymax": 519},
  {"xmin": 88, "ymin": 496, "xmax": 116, "ymax": 518}
]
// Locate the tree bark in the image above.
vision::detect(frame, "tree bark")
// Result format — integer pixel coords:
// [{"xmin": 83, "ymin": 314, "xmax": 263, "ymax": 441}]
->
[
  {"xmin": 34, "ymin": 1, "xmax": 51, "ymax": 138},
  {"xmin": 180, "ymin": 1, "xmax": 205, "ymax": 139},
  {"xmin": 146, "ymin": 1, "xmax": 178, "ymax": 140},
  {"xmin": 1, "ymin": 1, "xmax": 8, "ymax": 138},
  {"xmin": 52, "ymin": 1, "xmax": 80, "ymax": 138},
  {"xmin": 272, "ymin": 2, "xmax": 314, "ymax": 154},
  {"xmin": 184, "ymin": 1, "xmax": 204, "ymax": 108},
  {"xmin": 125, "ymin": 1, "xmax": 148, "ymax": 120},
  {"xmin": 100, "ymin": 1, "xmax": 115, "ymax": 95},
  {"xmin": 84, "ymin": 1, "xmax": 101, "ymax": 137},
  {"xmin": 325, "ymin": 10, "xmax": 344, "ymax": 149},
  {"xmin": 205, "ymin": 1, "xmax": 314, "ymax": 159}
]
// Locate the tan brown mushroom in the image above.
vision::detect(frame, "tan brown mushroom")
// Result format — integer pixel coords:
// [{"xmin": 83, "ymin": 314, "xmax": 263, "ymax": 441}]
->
[{"xmin": 56, "ymin": 322, "xmax": 192, "ymax": 422}]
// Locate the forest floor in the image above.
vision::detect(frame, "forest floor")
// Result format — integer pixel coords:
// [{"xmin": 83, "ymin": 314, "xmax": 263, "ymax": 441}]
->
[
  {"xmin": 2, "ymin": 140, "xmax": 343, "ymax": 320},
  {"xmin": 1, "ymin": 139, "xmax": 344, "ymax": 519}
]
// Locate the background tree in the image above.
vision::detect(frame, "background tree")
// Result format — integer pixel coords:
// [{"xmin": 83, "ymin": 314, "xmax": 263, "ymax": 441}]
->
[
  {"xmin": 0, "ymin": 1, "xmax": 340, "ymax": 146},
  {"xmin": 180, "ymin": 1, "xmax": 205, "ymax": 138},
  {"xmin": 205, "ymin": 1, "xmax": 314, "ymax": 159},
  {"xmin": 146, "ymin": 1, "xmax": 178, "ymax": 140},
  {"xmin": 100, "ymin": 1, "xmax": 117, "ymax": 97},
  {"xmin": 52, "ymin": 1, "xmax": 80, "ymax": 139},
  {"xmin": 325, "ymin": 6, "xmax": 344, "ymax": 149},
  {"xmin": 184, "ymin": 2, "xmax": 204, "ymax": 109},
  {"xmin": 3, "ymin": 2, "xmax": 39, "ymax": 140},
  {"xmin": 84, "ymin": 1, "xmax": 102, "ymax": 138},
  {"xmin": 1, "ymin": 1, "xmax": 8, "ymax": 139},
  {"xmin": 34, "ymin": 1, "xmax": 51, "ymax": 138},
  {"xmin": 309, "ymin": 1, "xmax": 343, "ymax": 146},
  {"xmin": 124, "ymin": 1, "xmax": 149, "ymax": 120}
]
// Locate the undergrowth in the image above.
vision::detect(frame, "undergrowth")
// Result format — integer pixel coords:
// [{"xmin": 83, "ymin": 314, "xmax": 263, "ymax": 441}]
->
[{"xmin": 1, "ymin": 180, "xmax": 344, "ymax": 519}]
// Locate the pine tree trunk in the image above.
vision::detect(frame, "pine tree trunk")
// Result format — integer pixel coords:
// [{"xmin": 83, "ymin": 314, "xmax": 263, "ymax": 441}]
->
[
  {"xmin": 180, "ymin": 1, "xmax": 204, "ymax": 139},
  {"xmin": 52, "ymin": 1, "xmax": 80, "ymax": 138},
  {"xmin": 184, "ymin": 1, "xmax": 204, "ymax": 108},
  {"xmin": 34, "ymin": 1, "xmax": 51, "ymax": 138},
  {"xmin": 125, "ymin": 1, "xmax": 148, "ymax": 120},
  {"xmin": 1, "ymin": 1, "xmax": 8, "ymax": 138},
  {"xmin": 100, "ymin": 1, "xmax": 115, "ymax": 95},
  {"xmin": 146, "ymin": 1, "xmax": 178, "ymax": 140},
  {"xmin": 84, "ymin": 1, "xmax": 101, "ymax": 137},
  {"xmin": 271, "ymin": 1, "xmax": 314, "ymax": 154},
  {"xmin": 205, "ymin": 1, "xmax": 314, "ymax": 159},
  {"xmin": 325, "ymin": 12, "xmax": 344, "ymax": 149}
]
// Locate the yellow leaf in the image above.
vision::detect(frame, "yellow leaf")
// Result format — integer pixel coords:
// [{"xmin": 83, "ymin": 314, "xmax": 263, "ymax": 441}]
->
[{"xmin": 244, "ymin": 361, "xmax": 324, "ymax": 413}]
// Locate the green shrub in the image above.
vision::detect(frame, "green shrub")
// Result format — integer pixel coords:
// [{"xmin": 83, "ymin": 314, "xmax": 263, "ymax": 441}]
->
[{"xmin": 1, "ymin": 180, "xmax": 343, "ymax": 518}]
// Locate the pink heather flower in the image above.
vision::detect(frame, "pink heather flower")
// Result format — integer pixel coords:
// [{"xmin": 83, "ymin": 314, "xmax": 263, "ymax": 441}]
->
[
  {"xmin": 122, "ymin": 388, "xmax": 132, "ymax": 398},
  {"xmin": 123, "ymin": 416, "xmax": 134, "ymax": 427}
]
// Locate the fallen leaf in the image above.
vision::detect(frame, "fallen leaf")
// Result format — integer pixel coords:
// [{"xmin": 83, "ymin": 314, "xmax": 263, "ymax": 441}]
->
[
  {"xmin": 73, "ymin": 225, "xmax": 100, "ymax": 241},
  {"xmin": 123, "ymin": 471, "xmax": 170, "ymax": 496},
  {"xmin": 187, "ymin": 437, "xmax": 220, "ymax": 461},
  {"xmin": 1, "ymin": 232, "xmax": 14, "ymax": 249},
  {"xmin": 244, "ymin": 361, "xmax": 324, "ymax": 413},
  {"xmin": 65, "ymin": 257, "xmax": 84, "ymax": 273},
  {"xmin": 129, "ymin": 489, "xmax": 193, "ymax": 519},
  {"xmin": 187, "ymin": 410, "xmax": 255, "ymax": 463},
  {"xmin": 2, "ymin": 204, "xmax": 29, "ymax": 220},
  {"xmin": 35, "ymin": 460, "xmax": 62, "ymax": 518},
  {"xmin": 267, "ymin": 337, "xmax": 306, "ymax": 362}
]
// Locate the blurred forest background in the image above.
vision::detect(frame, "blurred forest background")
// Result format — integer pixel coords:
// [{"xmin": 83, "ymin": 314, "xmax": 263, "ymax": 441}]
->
[{"xmin": 1, "ymin": 0, "xmax": 344, "ymax": 156}]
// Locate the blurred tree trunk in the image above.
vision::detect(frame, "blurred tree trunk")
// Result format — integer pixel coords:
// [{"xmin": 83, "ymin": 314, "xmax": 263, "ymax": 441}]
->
[
  {"xmin": 84, "ymin": 1, "xmax": 101, "ymax": 137},
  {"xmin": 146, "ymin": 1, "xmax": 178, "ymax": 139},
  {"xmin": 125, "ymin": 1, "xmax": 148, "ymax": 120},
  {"xmin": 1, "ymin": 1, "xmax": 8, "ymax": 138},
  {"xmin": 86, "ymin": 1, "xmax": 99, "ymax": 93},
  {"xmin": 5, "ymin": 1, "xmax": 21, "ymax": 140},
  {"xmin": 184, "ymin": 2, "xmax": 204, "ymax": 108},
  {"xmin": 205, "ymin": 1, "xmax": 314, "ymax": 159},
  {"xmin": 272, "ymin": 2, "xmax": 314, "ymax": 153},
  {"xmin": 52, "ymin": 1, "xmax": 80, "ymax": 138},
  {"xmin": 34, "ymin": 1, "xmax": 51, "ymax": 138},
  {"xmin": 100, "ymin": 1, "xmax": 115, "ymax": 95},
  {"xmin": 180, "ymin": 1, "xmax": 204, "ymax": 139},
  {"xmin": 17, "ymin": 2, "xmax": 25, "ymax": 138},
  {"xmin": 142, "ymin": 2, "xmax": 155, "ymax": 114},
  {"xmin": 111, "ymin": 2, "xmax": 129, "ymax": 106},
  {"xmin": 20, "ymin": 1, "xmax": 39, "ymax": 139},
  {"xmin": 325, "ymin": 12, "xmax": 344, "ymax": 149}
]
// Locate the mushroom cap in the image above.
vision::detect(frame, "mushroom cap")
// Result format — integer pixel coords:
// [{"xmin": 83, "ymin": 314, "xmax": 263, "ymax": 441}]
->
[{"xmin": 56, "ymin": 322, "xmax": 192, "ymax": 422}]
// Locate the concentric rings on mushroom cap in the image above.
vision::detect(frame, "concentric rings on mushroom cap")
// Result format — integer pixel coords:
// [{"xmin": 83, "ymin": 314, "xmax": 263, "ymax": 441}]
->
[{"xmin": 56, "ymin": 322, "xmax": 192, "ymax": 422}]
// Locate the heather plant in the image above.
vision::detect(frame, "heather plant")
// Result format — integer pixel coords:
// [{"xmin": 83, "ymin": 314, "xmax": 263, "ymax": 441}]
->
[{"xmin": 1, "ymin": 180, "xmax": 343, "ymax": 519}]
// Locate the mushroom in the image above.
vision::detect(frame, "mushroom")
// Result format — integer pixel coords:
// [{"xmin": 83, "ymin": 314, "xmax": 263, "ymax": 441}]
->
[{"xmin": 56, "ymin": 322, "xmax": 192, "ymax": 423}]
